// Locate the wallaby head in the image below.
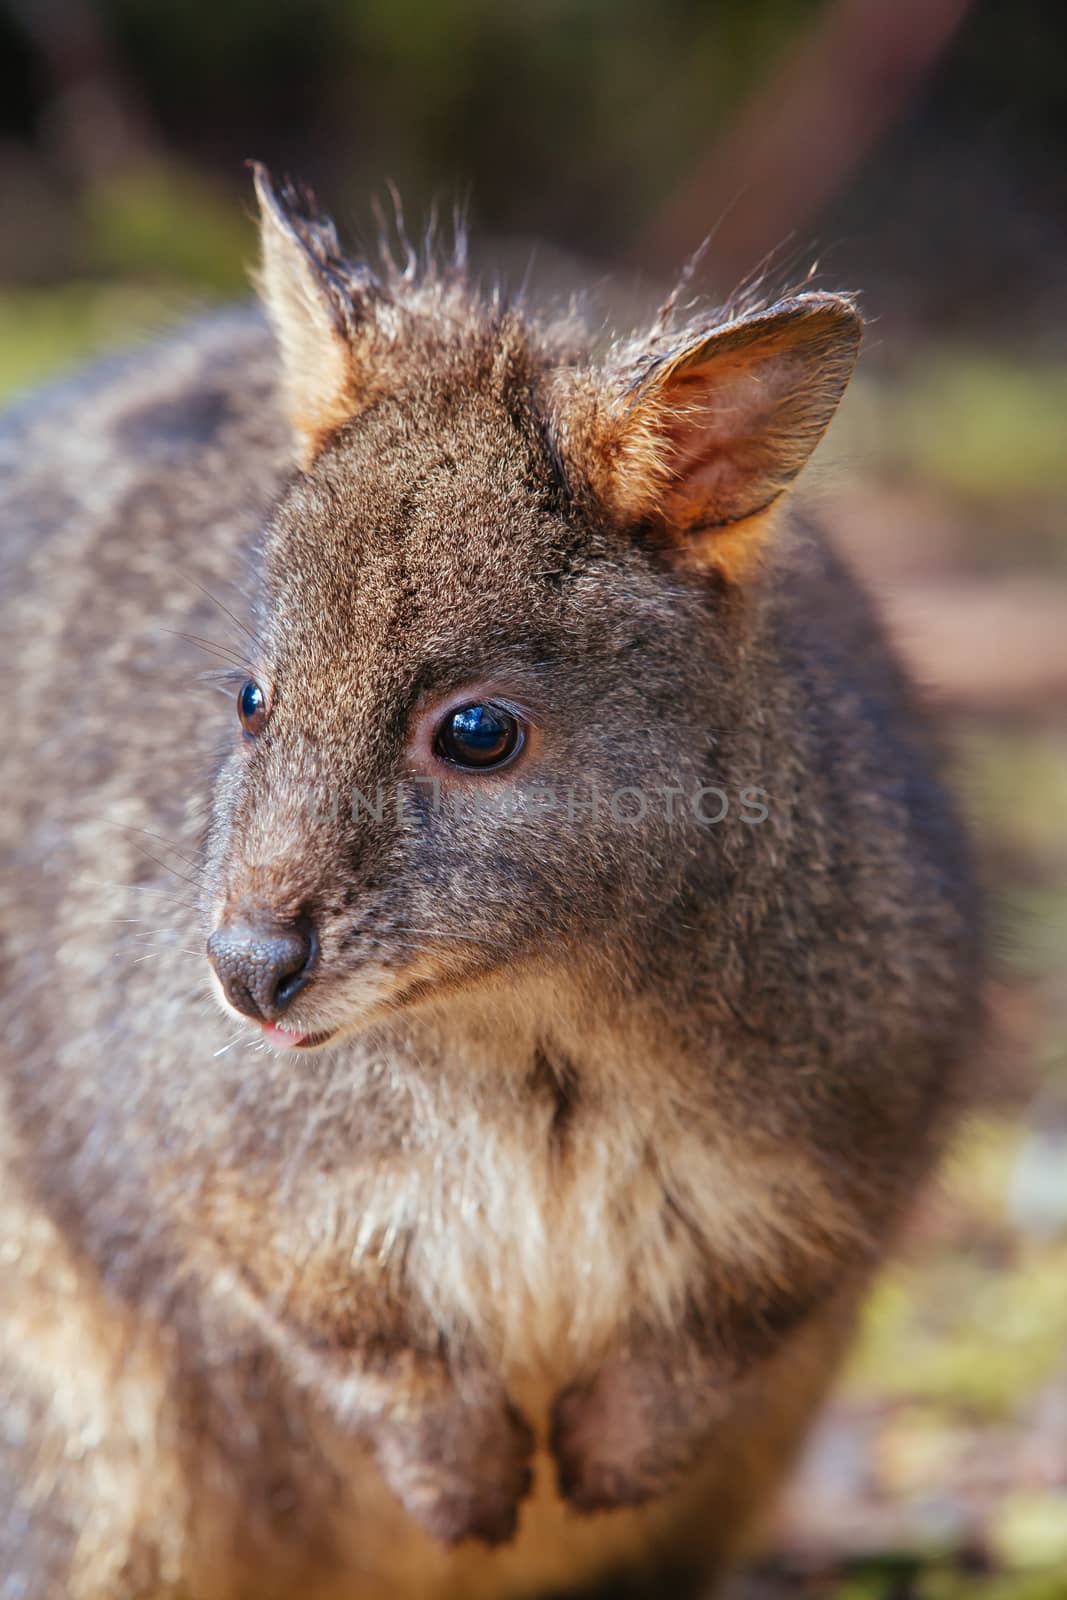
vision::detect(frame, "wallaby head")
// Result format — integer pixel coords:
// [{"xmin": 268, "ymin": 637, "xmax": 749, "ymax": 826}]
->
[{"xmin": 204, "ymin": 166, "xmax": 861, "ymax": 1052}]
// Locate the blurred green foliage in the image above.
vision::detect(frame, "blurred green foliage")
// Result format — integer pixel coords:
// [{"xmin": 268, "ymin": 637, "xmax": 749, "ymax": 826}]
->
[
  {"xmin": 101, "ymin": 0, "xmax": 819, "ymax": 241},
  {"xmin": 0, "ymin": 281, "xmax": 183, "ymax": 400},
  {"xmin": 892, "ymin": 358, "xmax": 1067, "ymax": 501},
  {"xmin": 86, "ymin": 168, "xmax": 252, "ymax": 291}
]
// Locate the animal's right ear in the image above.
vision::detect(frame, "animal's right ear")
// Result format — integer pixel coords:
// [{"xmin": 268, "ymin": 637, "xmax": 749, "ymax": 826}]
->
[
  {"xmin": 251, "ymin": 163, "xmax": 370, "ymax": 466},
  {"xmin": 570, "ymin": 293, "xmax": 861, "ymax": 584}
]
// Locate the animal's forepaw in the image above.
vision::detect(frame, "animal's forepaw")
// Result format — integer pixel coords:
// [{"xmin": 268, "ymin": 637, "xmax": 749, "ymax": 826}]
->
[
  {"xmin": 376, "ymin": 1396, "xmax": 535, "ymax": 1547},
  {"xmin": 550, "ymin": 1363, "xmax": 701, "ymax": 1514}
]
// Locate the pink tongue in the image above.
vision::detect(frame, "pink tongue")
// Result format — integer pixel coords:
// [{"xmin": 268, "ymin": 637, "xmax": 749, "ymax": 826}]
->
[{"xmin": 261, "ymin": 1021, "xmax": 307, "ymax": 1050}]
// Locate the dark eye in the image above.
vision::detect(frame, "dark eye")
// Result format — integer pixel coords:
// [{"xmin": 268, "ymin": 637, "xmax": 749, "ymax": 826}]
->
[
  {"xmin": 237, "ymin": 678, "xmax": 268, "ymax": 736},
  {"xmin": 434, "ymin": 703, "xmax": 524, "ymax": 770}
]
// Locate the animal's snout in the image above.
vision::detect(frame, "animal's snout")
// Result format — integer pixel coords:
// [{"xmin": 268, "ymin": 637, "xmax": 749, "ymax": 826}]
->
[{"xmin": 207, "ymin": 916, "xmax": 317, "ymax": 1021}]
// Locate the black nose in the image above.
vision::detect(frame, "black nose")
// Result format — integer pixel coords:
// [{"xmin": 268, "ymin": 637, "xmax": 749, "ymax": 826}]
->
[{"xmin": 207, "ymin": 918, "xmax": 317, "ymax": 1021}]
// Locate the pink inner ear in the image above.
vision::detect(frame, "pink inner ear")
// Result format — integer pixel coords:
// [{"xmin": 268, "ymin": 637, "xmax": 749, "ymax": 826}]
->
[
  {"xmin": 607, "ymin": 295, "xmax": 860, "ymax": 539},
  {"xmin": 659, "ymin": 359, "xmax": 793, "ymax": 528}
]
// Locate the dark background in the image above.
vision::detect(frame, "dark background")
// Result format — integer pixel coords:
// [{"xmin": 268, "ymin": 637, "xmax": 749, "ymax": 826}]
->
[
  {"xmin": 1, "ymin": 0, "xmax": 1065, "ymax": 342},
  {"xmin": 2, "ymin": 4, "xmax": 1066, "ymax": 1596}
]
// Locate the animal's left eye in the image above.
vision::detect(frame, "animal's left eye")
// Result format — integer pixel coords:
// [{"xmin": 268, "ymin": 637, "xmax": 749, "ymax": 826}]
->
[
  {"xmin": 434, "ymin": 703, "xmax": 524, "ymax": 770},
  {"xmin": 237, "ymin": 678, "xmax": 268, "ymax": 736}
]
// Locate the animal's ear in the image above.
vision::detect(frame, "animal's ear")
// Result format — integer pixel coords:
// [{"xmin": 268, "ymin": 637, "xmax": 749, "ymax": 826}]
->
[
  {"xmin": 599, "ymin": 294, "xmax": 861, "ymax": 580},
  {"xmin": 251, "ymin": 163, "xmax": 372, "ymax": 466}
]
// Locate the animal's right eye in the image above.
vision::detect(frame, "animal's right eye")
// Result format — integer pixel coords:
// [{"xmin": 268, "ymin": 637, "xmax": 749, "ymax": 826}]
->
[
  {"xmin": 434, "ymin": 703, "xmax": 524, "ymax": 770},
  {"xmin": 237, "ymin": 679, "xmax": 268, "ymax": 736}
]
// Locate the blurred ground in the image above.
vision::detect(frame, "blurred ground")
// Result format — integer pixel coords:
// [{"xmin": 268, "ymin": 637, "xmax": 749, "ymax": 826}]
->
[{"xmin": 2, "ymin": 2, "xmax": 1064, "ymax": 1595}]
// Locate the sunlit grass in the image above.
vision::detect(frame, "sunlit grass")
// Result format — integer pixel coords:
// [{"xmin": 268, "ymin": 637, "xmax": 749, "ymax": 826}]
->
[{"xmin": 848, "ymin": 1120, "xmax": 1067, "ymax": 1418}]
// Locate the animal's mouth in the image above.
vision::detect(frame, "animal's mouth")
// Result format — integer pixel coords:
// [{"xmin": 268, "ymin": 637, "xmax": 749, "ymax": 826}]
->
[
  {"xmin": 247, "ymin": 953, "xmax": 497, "ymax": 1053},
  {"xmin": 259, "ymin": 1020, "xmax": 337, "ymax": 1051}
]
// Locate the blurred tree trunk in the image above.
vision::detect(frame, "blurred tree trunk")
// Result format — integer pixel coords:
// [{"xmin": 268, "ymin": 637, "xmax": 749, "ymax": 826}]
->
[
  {"xmin": 6, "ymin": 0, "xmax": 158, "ymax": 181},
  {"xmin": 638, "ymin": 0, "xmax": 973, "ymax": 288}
]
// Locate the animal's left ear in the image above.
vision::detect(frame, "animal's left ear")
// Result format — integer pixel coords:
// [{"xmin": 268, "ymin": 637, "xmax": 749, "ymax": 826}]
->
[
  {"xmin": 251, "ymin": 163, "xmax": 374, "ymax": 466},
  {"xmin": 599, "ymin": 294, "xmax": 861, "ymax": 578}
]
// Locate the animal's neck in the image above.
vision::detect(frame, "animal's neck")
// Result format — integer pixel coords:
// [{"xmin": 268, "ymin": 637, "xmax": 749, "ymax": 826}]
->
[{"xmin": 192, "ymin": 973, "xmax": 693, "ymax": 1378}]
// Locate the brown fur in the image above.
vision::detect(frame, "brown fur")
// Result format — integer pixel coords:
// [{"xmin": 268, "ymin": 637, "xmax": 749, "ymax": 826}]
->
[{"xmin": 0, "ymin": 169, "xmax": 983, "ymax": 1598}]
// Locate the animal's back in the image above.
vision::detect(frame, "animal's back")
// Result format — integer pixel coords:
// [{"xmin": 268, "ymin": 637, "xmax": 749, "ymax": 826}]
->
[
  {"xmin": 0, "ymin": 315, "xmax": 290, "ymax": 1596},
  {"xmin": 2, "ymin": 312, "xmax": 280, "ymax": 1051}
]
